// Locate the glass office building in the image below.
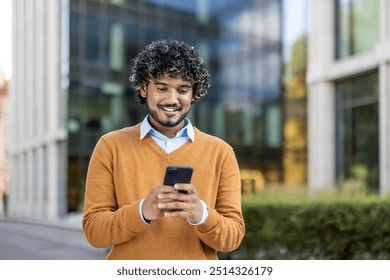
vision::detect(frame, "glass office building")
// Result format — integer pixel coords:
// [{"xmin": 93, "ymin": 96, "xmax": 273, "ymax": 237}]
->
[{"xmin": 67, "ymin": 0, "xmax": 287, "ymax": 211}]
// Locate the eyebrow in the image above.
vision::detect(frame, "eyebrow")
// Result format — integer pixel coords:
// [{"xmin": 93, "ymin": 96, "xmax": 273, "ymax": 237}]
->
[{"xmin": 153, "ymin": 81, "xmax": 192, "ymax": 88}]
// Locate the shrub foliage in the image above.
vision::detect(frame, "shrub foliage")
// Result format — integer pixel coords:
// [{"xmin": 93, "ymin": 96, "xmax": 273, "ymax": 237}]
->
[{"xmin": 221, "ymin": 199, "xmax": 390, "ymax": 259}]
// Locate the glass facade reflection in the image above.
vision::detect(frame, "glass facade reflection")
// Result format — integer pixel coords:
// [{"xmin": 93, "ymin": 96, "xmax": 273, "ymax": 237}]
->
[
  {"xmin": 335, "ymin": 0, "xmax": 379, "ymax": 59},
  {"xmin": 336, "ymin": 71, "xmax": 379, "ymax": 192},
  {"xmin": 68, "ymin": 0, "xmax": 289, "ymax": 211},
  {"xmin": 282, "ymin": 0, "xmax": 308, "ymax": 187}
]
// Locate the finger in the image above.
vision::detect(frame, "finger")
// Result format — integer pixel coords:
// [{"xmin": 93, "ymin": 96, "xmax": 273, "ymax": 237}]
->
[
  {"xmin": 160, "ymin": 185, "xmax": 176, "ymax": 193},
  {"xmin": 173, "ymin": 183, "xmax": 195, "ymax": 194},
  {"xmin": 143, "ymin": 185, "xmax": 173, "ymax": 220},
  {"xmin": 158, "ymin": 191, "xmax": 195, "ymax": 203},
  {"xmin": 150, "ymin": 186, "xmax": 174, "ymax": 202},
  {"xmin": 158, "ymin": 201, "xmax": 187, "ymax": 211},
  {"xmin": 142, "ymin": 197, "xmax": 165, "ymax": 220},
  {"xmin": 157, "ymin": 190, "xmax": 180, "ymax": 201}
]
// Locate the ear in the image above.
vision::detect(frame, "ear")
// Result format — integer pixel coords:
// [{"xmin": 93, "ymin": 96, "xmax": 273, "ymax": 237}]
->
[{"xmin": 140, "ymin": 84, "xmax": 147, "ymax": 98}]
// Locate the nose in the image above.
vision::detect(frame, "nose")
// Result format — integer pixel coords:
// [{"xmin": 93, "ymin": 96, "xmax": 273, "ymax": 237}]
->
[{"xmin": 164, "ymin": 89, "xmax": 179, "ymax": 104}]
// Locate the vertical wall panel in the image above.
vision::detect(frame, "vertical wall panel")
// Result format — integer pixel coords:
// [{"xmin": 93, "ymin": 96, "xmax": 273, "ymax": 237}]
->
[{"xmin": 9, "ymin": 0, "xmax": 68, "ymax": 219}]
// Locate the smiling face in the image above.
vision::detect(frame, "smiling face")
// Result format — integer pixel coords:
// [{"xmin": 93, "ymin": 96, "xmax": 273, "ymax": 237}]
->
[{"xmin": 140, "ymin": 74, "xmax": 193, "ymax": 137}]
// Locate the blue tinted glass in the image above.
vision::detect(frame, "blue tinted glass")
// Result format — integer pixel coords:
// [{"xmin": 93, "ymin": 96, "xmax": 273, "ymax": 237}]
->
[{"xmin": 86, "ymin": 15, "xmax": 100, "ymax": 62}]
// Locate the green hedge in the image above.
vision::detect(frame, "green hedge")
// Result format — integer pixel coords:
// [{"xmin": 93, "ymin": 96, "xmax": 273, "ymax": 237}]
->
[{"xmin": 220, "ymin": 199, "xmax": 390, "ymax": 259}]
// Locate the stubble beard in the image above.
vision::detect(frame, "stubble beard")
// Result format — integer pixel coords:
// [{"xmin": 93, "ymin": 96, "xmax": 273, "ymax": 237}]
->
[{"xmin": 146, "ymin": 103, "xmax": 189, "ymax": 128}]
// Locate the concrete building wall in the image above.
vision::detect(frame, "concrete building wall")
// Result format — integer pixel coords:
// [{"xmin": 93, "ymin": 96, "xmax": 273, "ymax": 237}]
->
[
  {"xmin": 307, "ymin": 0, "xmax": 390, "ymax": 196},
  {"xmin": 8, "ymin": 0, "xmax": 68, "ymax": 219}
]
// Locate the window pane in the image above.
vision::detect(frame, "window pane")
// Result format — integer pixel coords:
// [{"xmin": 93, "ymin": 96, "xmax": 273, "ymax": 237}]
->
[
  {"xmin": 86, "ymin": 15, "xmax": 100, "ymax": 63},
  {"xmin": 109, "ymin": 23, "xmax": 124, "ymax": 70},
  {"xmin": 70, "ymin": 12, "xmax": 79, "ymax": 60},
  {"xmin": 354, "ymin": 0, "xmax": 379, "ymax": 54},
  {"xmin": 336, "ymin": 71, "xmax": 379, "ymax": 192},
  {"xmin": 336, "ymin": 0, "xmax": 379, "ymax": 59}
]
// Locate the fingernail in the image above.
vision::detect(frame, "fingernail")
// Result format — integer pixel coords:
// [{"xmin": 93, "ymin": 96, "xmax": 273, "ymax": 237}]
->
[
  {"xmin": 157, "ymin": 194, "xmax": 162, "ymax": 199},
  {"xmin": 157, "ymin": 203, "xmax": 163, "ymax": 209}
]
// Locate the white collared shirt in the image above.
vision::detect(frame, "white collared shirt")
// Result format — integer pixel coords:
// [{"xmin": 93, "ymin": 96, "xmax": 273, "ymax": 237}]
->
[{"xmin": 140, "ymin": 115, "xmax": 194, "ymax": 153}]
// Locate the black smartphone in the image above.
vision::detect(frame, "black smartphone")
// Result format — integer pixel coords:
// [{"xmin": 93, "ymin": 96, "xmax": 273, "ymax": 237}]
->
[{"xmin": 163, "ymin": 165, "xmax": 193, "ymax": 193}]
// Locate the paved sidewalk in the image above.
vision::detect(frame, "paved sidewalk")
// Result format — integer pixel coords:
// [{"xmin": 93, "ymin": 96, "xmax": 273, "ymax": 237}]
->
[{"xmin": 0, "ymin": 215, "xmax": 108, "ymax": 260}]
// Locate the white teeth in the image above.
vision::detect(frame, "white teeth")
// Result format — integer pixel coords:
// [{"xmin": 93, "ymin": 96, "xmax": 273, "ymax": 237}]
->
[{"xmin": 161, "ymin": 107, "xmax": 177, "ymax": 112}]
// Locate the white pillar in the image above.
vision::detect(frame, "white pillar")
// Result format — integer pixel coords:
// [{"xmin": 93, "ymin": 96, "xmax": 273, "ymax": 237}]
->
[
  {"xmin": 379, "ymin": 0, "xmax": 390, "ymax": 196},
  {"xmin": 379, "ymin": 64, "xmax": 390, "ymax": 196},
  {"xmin": 8, "ymin": 0, "xmax": 24, "ymax": 218},
  {"xmin": 307, "ymin": 0, "xmax": 336, "ymax": 193},
  {"xmin": 24, "ymin": 0, "xmax": 34, "ymax": 217},
  {"xmin": 33, "ymin": 0, "xmax": 45, "ymax": 217},
  {"xmin": 45, "ymin": 0, "xmax": 66, "ymax": 220},
  {"xmin": 308, "ymin": 83, "xmax": 335, "ymax": 192}
]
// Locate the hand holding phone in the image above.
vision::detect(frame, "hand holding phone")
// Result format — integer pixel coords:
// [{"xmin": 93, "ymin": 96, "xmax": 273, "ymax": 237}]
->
[{"xmin": 157, "ymin": 165, "xmax": 202, "ymax": 222}]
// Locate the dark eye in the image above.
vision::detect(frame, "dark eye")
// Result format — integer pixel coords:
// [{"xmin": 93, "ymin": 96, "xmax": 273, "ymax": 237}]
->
[{"xmin": 157, "ymin": 87, "xmax": 167, "ymax": 91}]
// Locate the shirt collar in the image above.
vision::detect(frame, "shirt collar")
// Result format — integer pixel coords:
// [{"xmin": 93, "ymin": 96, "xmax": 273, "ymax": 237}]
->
[{"xmin": 140, "ymin": 115, "xmax": 195, "ymax": 142}]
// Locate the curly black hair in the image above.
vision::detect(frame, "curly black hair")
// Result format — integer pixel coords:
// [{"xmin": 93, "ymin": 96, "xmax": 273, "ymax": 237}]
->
[{"xmin": 129, "ymin": 39, "xmax": 211, "ymax": 104}]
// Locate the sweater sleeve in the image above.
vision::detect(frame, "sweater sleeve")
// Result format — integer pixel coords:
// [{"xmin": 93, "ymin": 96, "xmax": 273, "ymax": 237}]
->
[
  {"xmin": 195, "ymin": 147, "xmax": 245, "ymax": 252},
  {"xmin": 82, "ymin": 136, "xmax": 150, "ymax": 248}
]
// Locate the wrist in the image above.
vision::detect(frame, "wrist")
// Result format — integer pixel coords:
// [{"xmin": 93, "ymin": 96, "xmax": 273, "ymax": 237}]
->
[{"xmin": 188, "ymin": 200, "xmax": 208, "ymax": 226}]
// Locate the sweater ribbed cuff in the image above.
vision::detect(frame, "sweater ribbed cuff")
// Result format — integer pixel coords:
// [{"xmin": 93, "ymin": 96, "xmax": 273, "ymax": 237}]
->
[{"xmin": 139, "ymin": 198, "xmax": 152, "ymax": 225}]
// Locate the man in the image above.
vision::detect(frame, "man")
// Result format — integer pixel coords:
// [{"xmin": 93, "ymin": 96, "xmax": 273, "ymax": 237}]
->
[{"xmin": 82, "ymin": 39, "xmax": 245, "ymax": 260}]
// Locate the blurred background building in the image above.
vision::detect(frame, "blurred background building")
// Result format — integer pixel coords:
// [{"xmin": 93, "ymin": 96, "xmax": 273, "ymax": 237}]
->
[
  {"xmin": 6, "ymin": 0, "xmax": 389, "ymax": 220},
  {"xmin": 308, "ymin": 0, "xmax": 390, "ymax": 197}
]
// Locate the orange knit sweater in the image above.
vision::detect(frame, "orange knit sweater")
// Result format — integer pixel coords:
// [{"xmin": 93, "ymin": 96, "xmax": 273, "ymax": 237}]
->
[{"xmin": 82, "ymin": 124, "xmax": 245, "ymax": 260}]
